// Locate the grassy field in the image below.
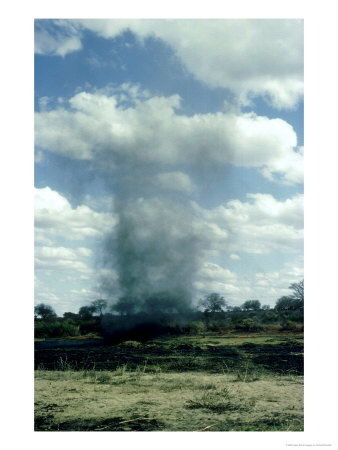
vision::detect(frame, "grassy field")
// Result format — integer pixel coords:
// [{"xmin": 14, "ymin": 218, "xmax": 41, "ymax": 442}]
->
[{"xmin": 34, "ymin": 330, "xmax": 304, "ymax": 431}]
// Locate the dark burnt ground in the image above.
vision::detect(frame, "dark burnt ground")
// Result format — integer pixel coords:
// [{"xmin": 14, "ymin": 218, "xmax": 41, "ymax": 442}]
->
[{"xmin": 35, "ymin": 338, "xmax": 303, "ymax": 375}]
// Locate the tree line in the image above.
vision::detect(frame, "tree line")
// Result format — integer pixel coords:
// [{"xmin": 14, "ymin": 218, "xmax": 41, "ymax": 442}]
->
[
  {"xmin": 34, "ymin": 280, "xmax": 304, "ymax": 338},
  {"xmin": 200, "ymin": 280, "xmax": 304, "ymax": 314}
]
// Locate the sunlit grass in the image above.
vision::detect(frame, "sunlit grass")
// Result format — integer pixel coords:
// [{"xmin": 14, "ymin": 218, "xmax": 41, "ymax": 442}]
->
[{"xmin": 35, "ymin": 368, "xmax": 303, "ymax": 431}]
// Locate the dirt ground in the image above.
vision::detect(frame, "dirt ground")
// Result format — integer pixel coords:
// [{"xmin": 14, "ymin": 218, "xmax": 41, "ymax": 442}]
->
[{"xmin": 34, "ymin": 370, "xmax": 304, "ymax": 431}]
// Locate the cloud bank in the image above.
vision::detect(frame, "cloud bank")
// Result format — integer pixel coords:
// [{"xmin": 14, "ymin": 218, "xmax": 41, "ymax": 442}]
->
[
  {"xmin": 35, "ymin": 19, "xmax": 303, "ymax": 109},
  {"xmin": 35, "ymin": 88, "xmax": 303, "ymax": 185}
]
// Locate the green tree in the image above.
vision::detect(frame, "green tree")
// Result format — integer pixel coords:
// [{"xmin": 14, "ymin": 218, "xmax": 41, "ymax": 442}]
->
[
  {"xmin": 200, "ymin": 293, "xmax": 228, "ymax": 313},
  {"xmin": 78, "ymin": 305, "xmax": 96, "ymax": 320},
  {"xmin": 241, "ymin": 300, "xmax": 261, "ymax": 311},
  {"xmin": 227, "ymin": 306, "xmax": 242, "ymax": 312},
  {"xmin": 91, "ymin": 299, "xmax": 108, "ymax": 316},
  {"xmin": 34, "ymin": 303, "xmax": 57, "ymax": 320},
  {"xmin": 275, "ymin": 296, "xmax": 303, "ymax": 312},
  {"xmin": 63, "ymin": 312, "xmax": 79, "ymax": 320},
  {"xmin": 275, "ymin": 280, "xmax": 304, "ymax": 312},
  {"xmin": 261, "ymin": 304, "xmax": 271, "ymax": 310}
]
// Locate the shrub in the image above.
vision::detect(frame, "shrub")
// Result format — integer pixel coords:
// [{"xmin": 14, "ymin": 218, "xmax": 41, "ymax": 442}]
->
[
  {"xmin": 262, "ymin": 312, "xmax": 279, "ymax": 323},
  {"xmin": 203, "ymin": 322, "xmax": 219, "ymax": 332},
  {"xmin": 186, "ymin": 386, "xmax": 253, "ymax": 412},
  {"xmin": 280, "ymin": 320, "xmax": 302, "ymax": 331},
  {"xmin": 286, "ymin": 314, "xmax": 304, "ymax": 323},
  {"xmin": 79, "ymin": 318, "xmax": 100, "ymax": 335},
  {"xmin": 183, "ymin": 321, "xmax": 207, "ymax": 335},
  {"xmin": 35, "ymin": 320, "xmax": 80, "ymax": 338},
  {"xmin": 234, "ymin": 318, "xmax": 264, "ymax": 332}
]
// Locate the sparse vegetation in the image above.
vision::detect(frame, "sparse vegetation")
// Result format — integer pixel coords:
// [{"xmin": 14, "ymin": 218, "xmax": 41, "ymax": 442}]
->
[
  {"xmin": 34, "ymin": 320, "xmax": 80, "ymax": 338},
  {"xmin": 34, "ymin": 282, "xmax": 304, "ymax": 431},
  {"xmin": 34, "ymin": 281, "xmax": 304, "ymax": 339},
  {"xmin": 35, "ymin": 328, "xmax": 303, "ymax": 430},
  {"xmin": 35, "ymin": 369, "xmax": 303, "ymax": 431},
  {"xmin": 234, "ymin": 318, "xmax": 264, "ymax": 332}
]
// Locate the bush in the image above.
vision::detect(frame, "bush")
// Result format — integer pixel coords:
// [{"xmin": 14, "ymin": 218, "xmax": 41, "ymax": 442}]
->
[
  {"xmin": 262, "ymin": 312, "xmax": 279, "ymax": 323},
  {"xmin": 280, "ymin": 320, "xmax": 303, "ymax": 332},
  {"xmin": 286, "ymin": 314, "xmax": 304, "ymax": 323},
  {"xmin": 183, "ymin": 321, "xmax": 207, "ymax": 335},
  {"xmin": 234, "ymin": 318, "xmax": 264, "ymax": 332},
  {"xmin": 206, "ymin": 322, "xmax": 225, "ymax": 332},
  {"xmin": 79, "ymin": 318, "xmax": 100, "ymax": 335},
  {"xmin": 35, "ymin": 320, "xmax": 80, "ymax": 338}
]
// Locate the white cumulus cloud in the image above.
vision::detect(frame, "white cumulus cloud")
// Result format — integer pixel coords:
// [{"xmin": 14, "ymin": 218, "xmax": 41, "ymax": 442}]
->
[
  {"xmin": 35, "ymin": 246, "xmax": 92, "ymax": 273},
  {"xmin": 194, "ymin": 258, "xmax": 303, "ymax": 306},
  {"xmin": 72, "ymin": 19, "xmax": 303, "ymax": 109},
  {"xmin": 193, "ymin": 193, "xmax": 304, "ymax": 256},
  {"xmin": 35, "ymin": 186, "xmax": 116, "ymax": 244},
  {"xmin": 35, "ymin": 89, "xmax": 303, "ymax": 185}
]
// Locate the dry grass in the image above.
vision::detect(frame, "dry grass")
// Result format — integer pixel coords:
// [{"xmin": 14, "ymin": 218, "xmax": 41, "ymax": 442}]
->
[{"xmin": 35, "ymin": 369, "xmax": 303, "ymax": 431}]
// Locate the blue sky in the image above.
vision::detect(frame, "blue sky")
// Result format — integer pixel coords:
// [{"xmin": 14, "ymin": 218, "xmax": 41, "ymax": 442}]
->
[{"xmin": 34, "ymin": 19, "xmax": 304, "ymax": 315}]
